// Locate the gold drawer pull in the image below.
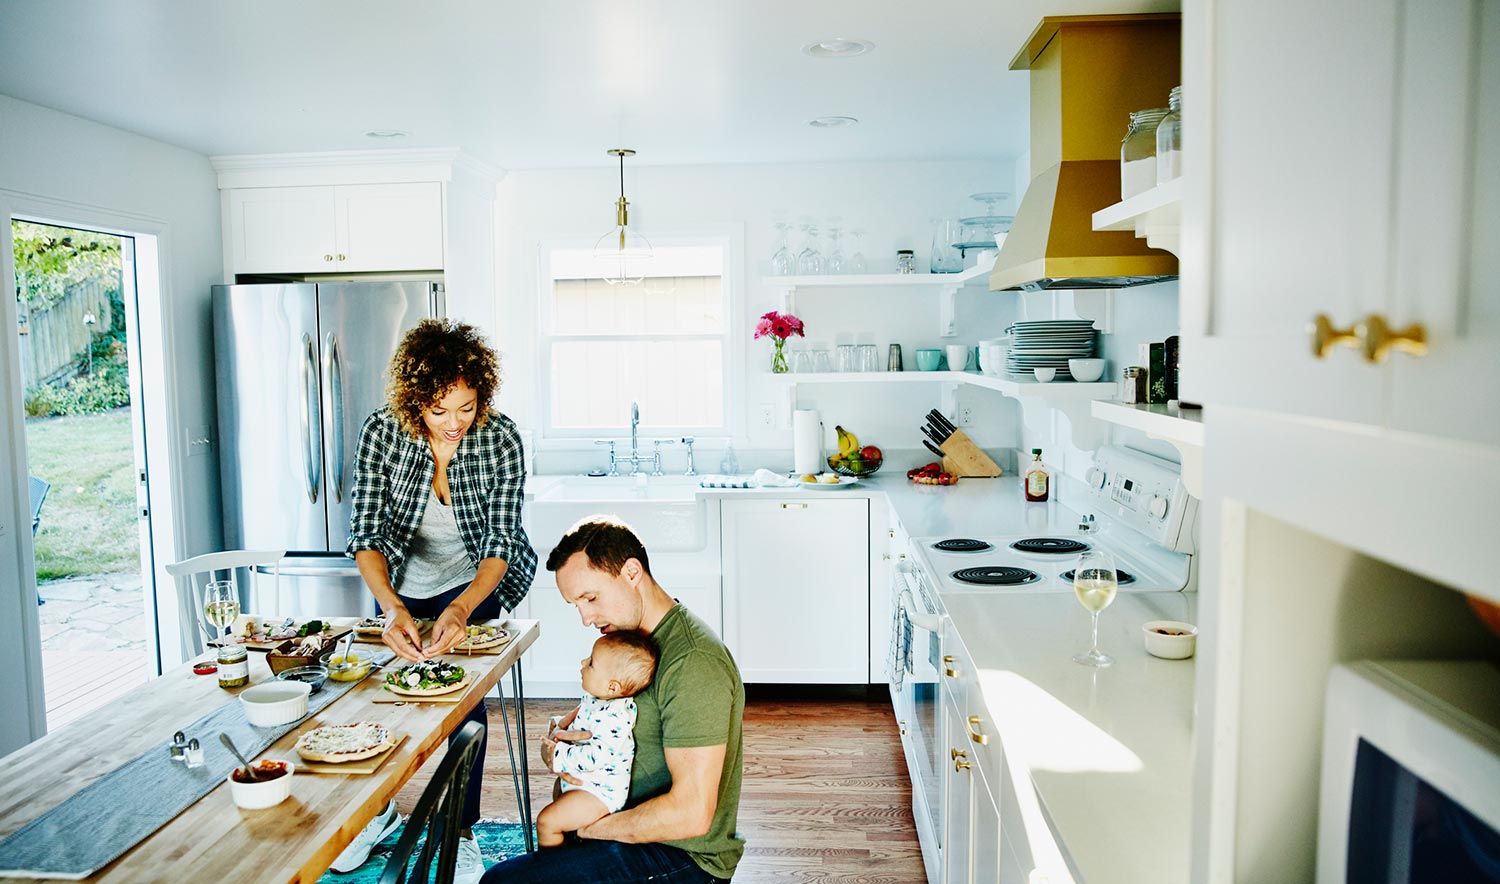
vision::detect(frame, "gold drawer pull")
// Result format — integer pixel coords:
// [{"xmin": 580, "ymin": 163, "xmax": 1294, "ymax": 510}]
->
[
  {"xmin": 943, "ymin": 655, "xmax": 959, "ymax": 678},
  {"xmin": 952, "ymin": 747, "xmax": 970, "ymax": 772},
  {"xmin": 1311, "ymin": 314, "xmax": 1359, "ymax": 359},
  {"xmin": 966, "ymin": 715, "xmax": 989, "ymax": 745},
  {"xmin": 781, "ymin": 503, "xmax": 808, "ymax": 510},
  {"xmin": 1357, "ymin": 314, "xmax": 1428, "ymax": 363}
]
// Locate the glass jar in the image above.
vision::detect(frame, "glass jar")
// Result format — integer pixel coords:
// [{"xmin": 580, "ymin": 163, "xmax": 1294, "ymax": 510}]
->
[
  {"xmin": 896, "ymin": 250, "xmax": 916, "ymax": 274},
  {"xmin": 217, "ymin": 644, "xmax": 249, "ymax": 689},
  {"xmin": 1156, "ymin": 86, "xmax": 1183, "ymax": 184},
  {"xmin": 1120, "ymin": 108, "xmax": 1169, "ymax": 199},
  {"xmin": 1122, "ymin": 366, "xmax": 1147, "ymax": 404}
]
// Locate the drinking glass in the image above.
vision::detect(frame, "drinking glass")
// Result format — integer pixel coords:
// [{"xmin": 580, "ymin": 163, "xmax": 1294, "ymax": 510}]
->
[
  {"xmin": 796, "ymin": 222, "xmax": 824, "ymax": 275},
  {"xmin": 770, "ymin": 221, "xmax": 795, "ymax": 275},
  {"xmin": 858, "ymin": 344, "xmax": 881, "ymax": 372},
  {"xmin": 848, "ymin": 229, "xmax": 868, "ymax": 273},
  {"xmin": 810, "ymin": 349, "xmax": 832, "ymax": 373},
  {"xmin": 202, "ymin": 579, "xmax": 240, "ymax": 648},
  {"xmin": 1071, "ymin": 549, "xmax": 1118, "ymax": 667},
  {"xmin": 836, "ymin": 343, "xmax": 858, "ymax": 372}
]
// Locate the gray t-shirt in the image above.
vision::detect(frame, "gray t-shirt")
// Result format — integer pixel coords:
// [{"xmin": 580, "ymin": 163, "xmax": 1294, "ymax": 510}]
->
[{"xmin": 396, "ymin": 488, "xmax": 478, "ymax": 599}]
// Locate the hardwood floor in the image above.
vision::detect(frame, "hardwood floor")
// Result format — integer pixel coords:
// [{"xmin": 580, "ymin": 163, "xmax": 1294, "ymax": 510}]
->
[{"xmin": 394, "ymin": 687, "xmax": 928, "ymax": 883}]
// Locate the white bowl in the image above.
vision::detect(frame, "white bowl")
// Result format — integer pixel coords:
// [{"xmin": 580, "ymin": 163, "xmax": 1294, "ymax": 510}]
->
[
  {"xmin": 227, "ymin": 760, "xmax": 295, "ymax": 809},
  {"xmin": 1033, "ymin": 367, "xmax": 1057, "ymax": 383},
  {"xmin": 1142, "ymin": 620, "xmax": 1198, "ymax": 659},
  {"xmin": 240, "ymin": 680, "xmax": 311, "ymax": 727},
  {"xmin": 1067, "ymin": 358, "xmax": 1106, "ymax": 383}
]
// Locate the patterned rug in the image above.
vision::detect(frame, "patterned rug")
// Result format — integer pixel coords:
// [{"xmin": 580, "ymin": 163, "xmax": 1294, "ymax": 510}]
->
[{"xmin": 318, "ymin": 818, "xmax": 532, "ymax": 883}]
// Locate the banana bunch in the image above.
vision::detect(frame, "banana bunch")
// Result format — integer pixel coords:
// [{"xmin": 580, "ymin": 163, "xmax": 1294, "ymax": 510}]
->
[
  {"xmin": 834, "ymin": 425, "xmax": 860, "ymax": 458},
  {"xmin": 830, "ymin": 425, "xmax": 881, "ymax": 474}
]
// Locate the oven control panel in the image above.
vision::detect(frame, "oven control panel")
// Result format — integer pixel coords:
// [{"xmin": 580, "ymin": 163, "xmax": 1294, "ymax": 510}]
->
[{"xmin": 1083, "ymin": 446, "xmax": 1197, "ymax": 552}]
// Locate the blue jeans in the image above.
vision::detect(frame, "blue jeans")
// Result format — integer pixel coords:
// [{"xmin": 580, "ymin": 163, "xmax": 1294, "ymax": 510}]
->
[
  {"xmin": 398, "ymin": 582, "xmax": 501, "ymax": 829},
  {"xmin": 480, "ymin": 840, "xmax": 727, "ymax": 883}
]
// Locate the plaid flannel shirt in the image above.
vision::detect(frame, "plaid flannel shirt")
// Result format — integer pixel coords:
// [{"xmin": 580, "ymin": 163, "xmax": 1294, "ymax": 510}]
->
[{"xmin": 346, "ymin": 407, "xmax": 536, "ymax": 611}]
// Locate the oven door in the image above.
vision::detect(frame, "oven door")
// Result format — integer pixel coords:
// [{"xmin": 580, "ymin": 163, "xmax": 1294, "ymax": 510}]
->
[{"xmin": 892, "ymin": 563, "xmax": 945, "ymax": 876}]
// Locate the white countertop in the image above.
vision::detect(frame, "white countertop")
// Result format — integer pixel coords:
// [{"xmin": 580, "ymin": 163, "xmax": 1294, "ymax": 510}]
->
[{"xmin": 943, "ymin": 591, "xmax": 1197, "ymax": 884}]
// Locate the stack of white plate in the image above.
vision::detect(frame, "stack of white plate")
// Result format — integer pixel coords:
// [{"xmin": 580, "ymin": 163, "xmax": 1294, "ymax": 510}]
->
[{"xmin": 1005, "ymin": 320, "xmax": 1096, "ymax": 380}]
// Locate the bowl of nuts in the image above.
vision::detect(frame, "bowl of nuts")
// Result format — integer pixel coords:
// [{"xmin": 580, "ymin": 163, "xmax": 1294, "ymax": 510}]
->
[{"xmin": 1142, "ymin": 620, "xmax": 1198, "ymax": 659}]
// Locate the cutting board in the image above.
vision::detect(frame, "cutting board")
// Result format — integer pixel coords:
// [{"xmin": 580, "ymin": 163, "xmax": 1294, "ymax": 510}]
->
[{"xmin": 293, "ymin": 733, "xmax": 406, "ymax": 775}]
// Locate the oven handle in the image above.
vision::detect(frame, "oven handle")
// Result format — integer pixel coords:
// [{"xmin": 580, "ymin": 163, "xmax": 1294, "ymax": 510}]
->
[{"xmin": 899, "ymin": 587, "xmax": 943, "ymax": 634}]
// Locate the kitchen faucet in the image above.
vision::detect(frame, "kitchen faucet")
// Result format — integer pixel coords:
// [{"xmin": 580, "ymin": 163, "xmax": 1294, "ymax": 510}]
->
[
  {"xmin": 631, "ymin": 401, "xmax": 641, "ymax": 472},
  {"xmin": 595, "ymin": 401, "xmax": 675, "ymax": 476}
]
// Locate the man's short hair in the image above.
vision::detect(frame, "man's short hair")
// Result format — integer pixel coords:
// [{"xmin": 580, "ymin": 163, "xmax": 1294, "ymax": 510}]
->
[
  {"xmin": 596, "ymin": 631, "xmax": 659, "ymax": 696},
  {"xmin": 545, "ymin": 516, "xmax": 652, "ymax": 579}
]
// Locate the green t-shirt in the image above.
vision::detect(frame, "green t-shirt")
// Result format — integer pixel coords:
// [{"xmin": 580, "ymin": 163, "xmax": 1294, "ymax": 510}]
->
[{"xmin": 628, "ymin": 602, "xmax": 746, "ymax": 880}]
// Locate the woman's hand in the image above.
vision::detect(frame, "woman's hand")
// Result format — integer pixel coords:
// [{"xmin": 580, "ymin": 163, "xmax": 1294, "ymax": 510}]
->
[
  {"xmin": 424, "ymin": 604, "xmax": 471, "ymax": 659},
  {"xmin": 382, "ymin": 607, "xmax": 426, "ymax": 663}
]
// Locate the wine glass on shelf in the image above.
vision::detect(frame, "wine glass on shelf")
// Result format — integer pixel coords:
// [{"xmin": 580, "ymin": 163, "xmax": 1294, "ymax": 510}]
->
[
  {"xmin": 848, "ymin": 228, "xmax": 868, "ymax": 273},
  {"xmin": 796, "ymin": 222, "xmax": 824, "ymax": 275},
  {"xmin": 202, "ymin": 579, "xmax": 240, "ymax": 650},
  {"xmin": 827, "ymin": 223, "xmax": 846, "ymax": 274},
  {"xmin": 770, "ymin": 221, "xmax": 795, "ymax": 276},
  {"xmin": 1071, "ymin": 549, "xmax": 1118, "ymax": 667}
]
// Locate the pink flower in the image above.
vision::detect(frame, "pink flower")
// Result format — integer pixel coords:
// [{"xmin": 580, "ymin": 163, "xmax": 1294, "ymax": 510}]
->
[{"xmin": 753, "ymin": 310, "xmax": 805, "ymax": 342}]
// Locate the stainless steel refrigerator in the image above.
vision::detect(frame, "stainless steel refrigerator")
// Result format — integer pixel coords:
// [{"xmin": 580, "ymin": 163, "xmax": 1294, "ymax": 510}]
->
[{"xmin": 212, "ymin": 282, "xmax": 445, "ymax": 617}]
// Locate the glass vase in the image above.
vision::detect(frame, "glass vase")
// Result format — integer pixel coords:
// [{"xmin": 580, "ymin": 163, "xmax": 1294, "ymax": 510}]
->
[{"xmin": 771, "ymin": 338, "xmax": 789, "ymax": 374}]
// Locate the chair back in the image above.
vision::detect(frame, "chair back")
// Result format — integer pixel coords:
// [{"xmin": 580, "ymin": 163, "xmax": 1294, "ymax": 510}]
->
[
  {"xmin": 379, "ymin": 720, "xmax": 486, "ymax": 884},
  {"xmin": 28, "ymin": 477, "xmax": 50, "ymax": 537},
  {"xmin": 164, "ymin": 549, "xmax": 285, "ymax": 656}
]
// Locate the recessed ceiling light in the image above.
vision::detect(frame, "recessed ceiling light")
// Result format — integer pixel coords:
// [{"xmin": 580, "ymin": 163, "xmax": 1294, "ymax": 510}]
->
[
  {"xmin": 364, "ymin": 129, "xmax": 408, "ymax": 139},
  {"xmin": 808, "ymin": 116, "xmax": 859, "ymax": 128},
  {"xmin": 802, "ymin": 38, "xmax": 873, "ymax": 58}
]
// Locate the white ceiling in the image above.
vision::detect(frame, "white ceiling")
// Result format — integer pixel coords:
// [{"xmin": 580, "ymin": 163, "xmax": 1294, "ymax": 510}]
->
[{"xmin": 0, "ymin": 0, "xmax": 1178, "ymax": 171}]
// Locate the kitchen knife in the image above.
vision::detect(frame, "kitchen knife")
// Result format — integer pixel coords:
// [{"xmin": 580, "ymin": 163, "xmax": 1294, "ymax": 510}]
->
[
  {"xmin": 928, "ymin": 409, "xmax": 958, "ymax": 436},
  {"xmin": 922, "ymin": 424, "xmax": 949, "ymax": 448},
  {"xmin": 922, "ymin": 439, "xmax": 946, "ymax": 459}
]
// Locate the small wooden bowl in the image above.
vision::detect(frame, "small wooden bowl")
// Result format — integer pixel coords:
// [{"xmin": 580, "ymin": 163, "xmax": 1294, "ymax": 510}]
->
[{"xmin": 267, "ymin": 639, "xmax": 336, "ymax": 674}]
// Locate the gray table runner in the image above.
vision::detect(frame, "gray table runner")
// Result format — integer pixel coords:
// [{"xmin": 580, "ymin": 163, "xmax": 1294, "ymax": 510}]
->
[{"xmin": 0, "ymin": 650, "xmax": 395, "ymax": 879}]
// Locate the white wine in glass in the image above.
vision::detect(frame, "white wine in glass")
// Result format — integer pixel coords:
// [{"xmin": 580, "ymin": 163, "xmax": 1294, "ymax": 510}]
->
[
  {"xmin": 1072, "ymin": 550, "xmax": 1118, "ymax": 667},
  {"xmin": 203, "ymin": 580, "xmax": 239, "ymax": 646}
]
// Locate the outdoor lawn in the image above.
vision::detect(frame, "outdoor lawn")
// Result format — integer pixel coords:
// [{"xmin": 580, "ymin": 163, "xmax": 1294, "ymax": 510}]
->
[{"xmin": 25, "ymin": 409, "xmax": 139, "ymax": 578}]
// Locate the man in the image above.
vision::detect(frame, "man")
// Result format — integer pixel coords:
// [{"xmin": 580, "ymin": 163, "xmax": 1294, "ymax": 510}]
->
[{"xmin": 482, "ymin": 516, "xmax": 745, "ymax": 883}]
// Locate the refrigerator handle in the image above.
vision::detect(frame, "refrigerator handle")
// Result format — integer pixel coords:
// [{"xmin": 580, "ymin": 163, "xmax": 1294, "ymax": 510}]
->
[
  {"xmin": 300, "ymin": 333, "xmax": 322, "ymax": 504},
  {"xmin": 325, "ymin": 332, "xmax": 345, "ymax": 503}
]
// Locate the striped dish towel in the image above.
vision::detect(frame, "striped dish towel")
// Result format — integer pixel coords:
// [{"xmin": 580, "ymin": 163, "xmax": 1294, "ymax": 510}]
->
[{"xmin": 698, "ymin": 474, "xmax": 753, "ymax": 488}]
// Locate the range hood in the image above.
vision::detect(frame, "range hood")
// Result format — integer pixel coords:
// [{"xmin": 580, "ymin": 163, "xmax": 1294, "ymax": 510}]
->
[{"xmin": 991, "ymin": 14, "xmax": 1181, "ymax": 292}]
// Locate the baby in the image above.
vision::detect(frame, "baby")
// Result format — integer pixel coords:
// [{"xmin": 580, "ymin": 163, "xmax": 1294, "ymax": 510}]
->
[{"xmin": 537, "ymin": 631, "xmax": 659, "ymax": 847}]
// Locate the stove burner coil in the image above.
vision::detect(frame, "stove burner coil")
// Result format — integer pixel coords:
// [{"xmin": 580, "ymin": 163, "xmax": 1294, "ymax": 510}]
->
[
  {"xmin": 1061, "ymin": 569, "xmax": 1135, "ymax": 585},
  {"xmin": 950, "ymin": 567, "xmax": 1041, "ymax": 586},
  {"xmin": 933, "ymin": 539, "xmax": 994, "ymax": 553},
  {"xmin": 1010, "ymin": 537, "xmax": 1090, "ymax": 555}
]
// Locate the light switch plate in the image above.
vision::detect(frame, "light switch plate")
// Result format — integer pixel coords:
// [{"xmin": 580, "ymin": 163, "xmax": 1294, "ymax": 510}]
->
[{"xmin": 186, "ymin": 425, "xmax": 213, "ymax": 457}]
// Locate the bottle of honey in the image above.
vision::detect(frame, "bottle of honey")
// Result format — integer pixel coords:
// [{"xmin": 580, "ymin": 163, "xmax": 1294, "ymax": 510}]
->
[{"xmin": 1024, "ymin": 448, "xmax": 1050, "ymax": 502}]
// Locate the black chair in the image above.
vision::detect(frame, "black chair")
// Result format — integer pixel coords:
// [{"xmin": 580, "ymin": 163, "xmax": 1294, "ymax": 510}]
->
[
  {"xmin": 30, "ymin": 477, "xmax": 49, "ymax": 606},
  {"xmin": 379, "ymin": 720, "xmax": 486, "ymax": 884}
]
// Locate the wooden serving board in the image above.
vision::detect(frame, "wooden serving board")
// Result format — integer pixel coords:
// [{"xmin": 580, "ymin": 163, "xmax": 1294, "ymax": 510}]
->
[
  {"xmin": 218, "ymin": 617, "xmax": 352, "ymax": 651},
  {"xmin": 371, "ymin": 675, "xmax": 475, "ymax": 705},
  {"xmin": 293, "ymin": 733, "xmax": 407, "ymax": 776},
  {"xmin": 351, "ymin": 620, "xmax": 435, "ymax": 644}
]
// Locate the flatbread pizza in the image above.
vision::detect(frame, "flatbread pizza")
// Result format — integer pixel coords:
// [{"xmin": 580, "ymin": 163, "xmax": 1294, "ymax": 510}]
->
[
  {"xmin": 384, "ymin": 660, "xmax": 470, "ymax": 697},
  {"xmin": 295, "ymin": 722, "xmax": 393, "ymax": 763},
  {"xmin": 454, "ymin": 624, "xmax": 510, "ymax": 652},
  {"xmin": 354, "ymin": 617, "xmax": 386, "ymax": 638}
]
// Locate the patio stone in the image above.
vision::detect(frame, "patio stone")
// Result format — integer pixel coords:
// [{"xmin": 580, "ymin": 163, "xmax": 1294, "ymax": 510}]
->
[{"xmin": 37, "ymin": 581, "xmax": 94, "ymax": 602}]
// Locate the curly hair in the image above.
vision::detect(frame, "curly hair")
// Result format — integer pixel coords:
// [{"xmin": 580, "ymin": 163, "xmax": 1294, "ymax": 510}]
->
[{"xmin": 386, "ymin": 319, "xmax": 501, "ymax": 439}]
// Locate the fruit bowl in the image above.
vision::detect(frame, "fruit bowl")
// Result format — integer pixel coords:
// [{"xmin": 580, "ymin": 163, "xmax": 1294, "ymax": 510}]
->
[{"xmin": 828, "ymin": 454, "xmax": 882, "ymax": 477}]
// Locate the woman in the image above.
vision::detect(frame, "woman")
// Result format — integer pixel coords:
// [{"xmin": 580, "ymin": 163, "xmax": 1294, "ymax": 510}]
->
[{"xmin": 338, "ymin": 318, "xmax": 536, "ymax": 881}]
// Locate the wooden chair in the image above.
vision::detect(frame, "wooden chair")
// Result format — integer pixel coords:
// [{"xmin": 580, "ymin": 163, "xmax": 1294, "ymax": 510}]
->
[
  {"xmin": 163, "ymin": 549, "xmax": 285, "ymax": 656},
  {"xmin": 379, "ymin": 720, "xmax": 486, "ymax": 884}
]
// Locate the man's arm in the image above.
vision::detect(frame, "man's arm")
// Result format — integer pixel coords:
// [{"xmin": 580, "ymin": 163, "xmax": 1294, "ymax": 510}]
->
[{"xmin": 576, "ymin": 743, "xmax": 726, "ymax": 843}]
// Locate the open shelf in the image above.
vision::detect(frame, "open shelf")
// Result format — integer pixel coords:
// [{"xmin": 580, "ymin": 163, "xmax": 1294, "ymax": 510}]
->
[
  {"xmin": 762, "ymin": 262, "xmax": 994, "ymax": 336},
  {"xmin": 1090, "ymin": 399, "xmax": 1204, "ymax": 495},
  {"xmin": 772, "ymin": 371, "xmax": 1117, "ymax": 399},
  {"xmin": 1092, "ymin": 178, "xmax": 1183, "ymax": 257}
]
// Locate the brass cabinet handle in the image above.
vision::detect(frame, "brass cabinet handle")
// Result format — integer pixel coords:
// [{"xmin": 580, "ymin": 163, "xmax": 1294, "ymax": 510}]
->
[
  {"xmin": 1311, "ymin": 314, "xmax": 1359, "ymax": 359},
  {"xmin": 952, "ymin": 748, "xmax": 970, "ymax": 771},
  {"xmin": 898, "ymin": 720, "xmax": 907, "ymax": 736},
  {"xmin": 943, "ymin": 655, "xmax": 959, "ymax": 678},
  {"xmin": 337, "ymin": 253, "xmax": 347, "ymax": 261},
  {"xmin": 781, "ymin": 502, "xmax": 808, "ymax": 510},
  {"xmin": 323, "ymin": 254, "xmax": 334, "ymax": 262},
  {"xmin": 967, "ymin": 715, "xmax": 989, "ymax": 745},
  {"xmin": 1356, "ymin": 314, "xmax": 1428, "ymax": 363}
]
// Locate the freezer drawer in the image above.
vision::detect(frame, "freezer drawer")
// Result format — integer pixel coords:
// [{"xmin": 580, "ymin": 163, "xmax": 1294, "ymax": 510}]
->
[{"xmin": 249, "ymin": 556, "xmax": 375, "ymax": 619}]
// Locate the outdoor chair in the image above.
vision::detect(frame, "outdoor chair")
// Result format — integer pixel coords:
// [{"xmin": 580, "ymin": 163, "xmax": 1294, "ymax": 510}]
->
[
  {"xmin": 379, "ymin": 720, "xmax": 486, "ymax": 884},
  {"xmin": 29, "ymin": 477, "xmax": 49, "ymax": 606},
  {"xmin": 163, "ymin": 549, "xmax": 285, "ymax": 657}
]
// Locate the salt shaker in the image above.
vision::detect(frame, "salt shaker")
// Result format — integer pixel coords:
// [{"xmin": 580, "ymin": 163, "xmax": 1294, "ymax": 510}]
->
[
  {"xmin": 169, "ymin": 731, "xmax": 189, "ymax": 762},
  {"xmin": 185, "ymin": 738, "xmax": 204, "ymax": 769}
]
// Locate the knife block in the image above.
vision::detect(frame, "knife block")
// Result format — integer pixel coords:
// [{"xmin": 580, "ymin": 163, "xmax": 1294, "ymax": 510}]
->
[{"xmin": 939, "ymin": 429, "xmax": 1002, "ymax": 478}]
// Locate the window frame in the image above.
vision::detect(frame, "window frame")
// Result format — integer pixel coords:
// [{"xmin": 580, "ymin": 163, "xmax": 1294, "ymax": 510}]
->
[{"xmin": 536, "ymin": 228, "xmax": 745, "ymax": 444}]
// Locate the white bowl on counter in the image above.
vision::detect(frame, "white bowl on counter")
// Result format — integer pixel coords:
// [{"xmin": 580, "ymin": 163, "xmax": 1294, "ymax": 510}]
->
[
  {"xmin": 240, "ymin": 680, "xmax": 311, "ymax": 727},
  {"xmin": 1067, "ymin": 358, "xmax": 1107, "ymax": 383},
  {"xmin": 1142, "ymin": 620, "xmax": 1198, "ymax": 659},
  {"xmin": 227, "ymin": 759, "xmax": 295, "ymax": 809}
]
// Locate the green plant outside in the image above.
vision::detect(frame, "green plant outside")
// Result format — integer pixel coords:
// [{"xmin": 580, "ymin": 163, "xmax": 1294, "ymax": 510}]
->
[{"xmin": 25, "ymin": 411, "xmax": 140, "ymax": 579}]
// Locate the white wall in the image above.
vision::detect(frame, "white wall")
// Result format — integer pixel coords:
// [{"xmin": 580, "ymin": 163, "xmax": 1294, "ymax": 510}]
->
[
  {"xmin": 492, "ymin": 158, "xmax": 1030, "ymax": 475},
  {"xmin": 0, "ymin": 94, "xmax": 223, "ymax": 752}
]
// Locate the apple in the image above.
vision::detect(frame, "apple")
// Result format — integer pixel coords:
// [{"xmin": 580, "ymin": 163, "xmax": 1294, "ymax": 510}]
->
[{"xmin": 860, "ymin": 445, "xmax": 882, "ymax": 461}]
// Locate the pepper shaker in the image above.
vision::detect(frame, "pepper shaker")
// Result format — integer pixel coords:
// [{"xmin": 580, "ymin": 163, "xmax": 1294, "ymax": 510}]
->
[{"xmin": 169, "ymin": 731, "xmax": 189, "ymax": 762}]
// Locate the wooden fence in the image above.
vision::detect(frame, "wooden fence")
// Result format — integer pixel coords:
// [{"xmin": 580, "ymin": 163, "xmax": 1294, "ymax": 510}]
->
[{"xmin": 16, "ymin": 280, "xmax": 116, "ymax": 388}]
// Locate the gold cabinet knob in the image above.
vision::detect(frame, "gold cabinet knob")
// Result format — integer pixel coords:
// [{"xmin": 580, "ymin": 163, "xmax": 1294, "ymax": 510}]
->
[
  {"xmin": 943, "ymin": 655, "xmax": 959, "ymax": 678},
  {"xmin": 337, "ymin": 253, "xmax": 347, "ymax": 261},
  {"xmin": 967, "ymin": 715, "xmax": 989, "ymax": 745},
  {"xmin": 1356, "ymin": 314, "xmax": 1428, "ymax": 363},
  {"xmin": 952, "ymin": 748, "xmax": 970, "ymax": 771},
  {"xmin": 324, "ymin": 254, "xmax": 334, "ymax": 262},
  {"xmin": 898, "ymin": 720, "xmax": 907, "ymax": 735},
  {"xmin": 1311, "ymin": 314, "xmax": 1359, "ymax": 359}
]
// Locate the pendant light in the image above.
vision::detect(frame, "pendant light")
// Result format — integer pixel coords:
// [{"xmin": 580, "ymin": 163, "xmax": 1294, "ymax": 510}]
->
[{"xmin": 593, "ymin": 148, "xmax": 653, "ymax": 285}]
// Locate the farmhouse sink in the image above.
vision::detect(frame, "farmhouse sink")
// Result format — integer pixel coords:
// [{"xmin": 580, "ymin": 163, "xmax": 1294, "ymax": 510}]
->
[{"xmin": 529, "ymin": 476, "xmax": 707, "ymax": 552}]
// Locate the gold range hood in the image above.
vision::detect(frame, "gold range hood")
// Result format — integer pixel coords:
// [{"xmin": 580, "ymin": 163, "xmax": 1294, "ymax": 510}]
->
[{"xmin": 991, "ymin": 14, "xmax": 1181, "ymax": 292}]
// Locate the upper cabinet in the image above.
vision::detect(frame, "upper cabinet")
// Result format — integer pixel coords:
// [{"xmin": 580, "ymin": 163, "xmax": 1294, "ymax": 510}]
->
[
  {"xmin": 1186, "ymin": 0, "xmax": 1498, "ymax": 450},
  {"xmin": 227, "ymin": 182, "xmax": 443, "ymax": 274}
]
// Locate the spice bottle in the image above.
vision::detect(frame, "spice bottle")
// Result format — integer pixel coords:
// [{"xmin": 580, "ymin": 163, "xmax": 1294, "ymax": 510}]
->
[
  {"xmin": 1122, "ymin": 367, "xmax": 1146, "ymax": 404},
  {"xmin": 1024, "ymin": 449, "xmax": 1050, "ymax": 502},
  {"xmin": 217, "ymin": 644, "xmax": 249, "ymax": 689}
]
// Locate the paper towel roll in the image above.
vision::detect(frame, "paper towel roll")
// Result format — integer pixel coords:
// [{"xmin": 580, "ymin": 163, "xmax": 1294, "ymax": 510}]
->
[{"xmin": 793, "ymin": 409, "xmax": 823, "ymax": 475}]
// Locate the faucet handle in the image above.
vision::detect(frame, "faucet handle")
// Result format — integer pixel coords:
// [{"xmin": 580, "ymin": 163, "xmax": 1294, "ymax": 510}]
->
[
  {"xmin": 594, "ymin": 439, "xmax": 619, "ymax": 476},
  {"xmin": 680, "ymin": 436, "xmax": 695, "ymax": 445}
]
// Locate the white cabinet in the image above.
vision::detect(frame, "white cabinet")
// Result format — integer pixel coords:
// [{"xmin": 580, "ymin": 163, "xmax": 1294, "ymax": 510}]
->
[
  {"xmin": 721, "ymin": 498, "xmax": 869, "ymax": 684},
  {"xmin": 226, "ymin": 182, "xmax": 444, "ymax": 274},
  {"xmin": 941, "ymin": 619, "xmax": 1005, "ymax": 884},
  {"xmin": 1189, "ymin": 0, "xmax": 1499, "ymax": 449},
  {"xmin": 944, "ymin": 693, "xmax": 975, "ymax": 884}
]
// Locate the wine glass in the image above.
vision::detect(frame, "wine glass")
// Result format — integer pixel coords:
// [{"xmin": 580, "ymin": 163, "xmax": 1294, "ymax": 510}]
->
[
  {"xmin": 770, "ymin": 221, "xmax": 795, "ymax": 275},
  {"xmin": 202, "ymin": 579, "xmax": 240, "ymax": 649},
  {"xmin": 1071, "ymin": 550, "xmax": 1118, "ymax": 667},
  {"xmin": 827, "ymin": 225, "xmax": 846, "ymax": 274},
  {"xmin": 796, "ymin": 223, "xmax": 824, "ymax": 275},
  {"xmin": 848, "ymin": 229, "xmax": 868, "ymax": 273}
]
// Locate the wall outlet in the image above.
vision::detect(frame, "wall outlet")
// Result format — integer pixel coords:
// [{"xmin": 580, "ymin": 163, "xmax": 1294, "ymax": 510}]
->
[
  {"xmin": 758, "ymin": 403, "xmax": 778, "ymax": 428},
  {"xmin": 956, "ymin": 404, "xmax": 976, "ymax": 427}
]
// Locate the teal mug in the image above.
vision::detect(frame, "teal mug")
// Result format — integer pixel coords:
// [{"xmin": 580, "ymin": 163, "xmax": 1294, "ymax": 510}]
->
[{"xmin": 915, "ymin": 349, "xmax": 943, "ymax": 371}]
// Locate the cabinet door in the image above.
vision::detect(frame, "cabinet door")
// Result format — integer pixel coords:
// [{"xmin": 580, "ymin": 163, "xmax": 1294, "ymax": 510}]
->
[
  {"xmin": 944, "ymin": 695, "xmax": 974, "ymax": 884},
  {"xmin": 720, "ymin": 498, "xmax": 868, "ymax": 683},
  {"xmin": 972, "ymin": 762, "xmax": 1002, "ymax": 884},
  {"xmin": 228, "ymin": 186, "xmax": 337, "ymax": 273},
  {"xmin": 1190, "ymin": 0, "xmax": 1398, "ymax": 423},
  {"xmin": 1388, "ymin": 0, "xmax": 1500, "ymax": 447},
  {"xmin": 334, "ymin": 182, "xmax": 444, "ymax": 272}
]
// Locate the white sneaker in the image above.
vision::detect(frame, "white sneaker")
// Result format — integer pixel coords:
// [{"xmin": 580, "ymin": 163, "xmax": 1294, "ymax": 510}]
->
[
  {"xmin": 452, "ymin": 836, "xmax": 485, "ymax": 884},
  {"xmin": 330, "ymin": 800, "xmax": 402, "ymax": 873}
]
